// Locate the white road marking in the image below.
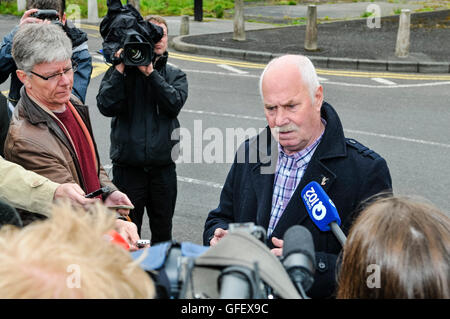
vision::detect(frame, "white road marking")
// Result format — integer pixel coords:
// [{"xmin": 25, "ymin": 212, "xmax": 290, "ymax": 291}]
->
[
  {"xmin": 97, "ymin": 65, "xmax": 449, "ymax": 190},
  {"xmin": 217, "ymin": 64, "xmax": 249, "ymax": 74},
  {"xmin": 371, "ymin": 77, "xmax": 397, "ymax": 85},
  {"xmin": 344, "ymin": 129, "xmax": 450, "ymax": 149},
  {"xmin": 181, "ymin": 109, "xmax": 450, "ymax": 149},
  {"xmin": 102, "ymin": 164, "xmax": 223, "ymax": 189},
  {"xmin": 183, "ymin": 69, "xmax": 258, "ymax": 78},
  {"xmin": 92, "ymin": 54, "xmax": 105, "ymax": 61},
  {"xmin": 324, "ymin": 80, "xmax": 450, "ymax": 89},
  {"xmin": 182, "ymin": 69, "xmax": 450, "ymax": 89},
  {"xmin": 182, "ymin": 109, "xmax": 264, "ymax": 121},
  {"xmin": 103, "ymin": 112, "xmax": 449, "ymax": 192},
  {"xmin": 177, "ymin": 176, "xmax": 224, "ymax": 189}
]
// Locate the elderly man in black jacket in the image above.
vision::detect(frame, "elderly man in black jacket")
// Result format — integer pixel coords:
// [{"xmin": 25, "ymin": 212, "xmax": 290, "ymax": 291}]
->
[
  {"xmin": 97, "ymin": 15, "xmax": 188, "ymax": 244},
  {"xmin": 203, "ymin": 55, "xmax": 392, "ymax": 298}
]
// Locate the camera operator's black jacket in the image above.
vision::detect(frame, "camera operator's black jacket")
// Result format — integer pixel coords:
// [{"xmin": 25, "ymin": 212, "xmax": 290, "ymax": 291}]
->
[{"xmin": 97, "ymin": 52, "xmax": 188, "ymax": 167}]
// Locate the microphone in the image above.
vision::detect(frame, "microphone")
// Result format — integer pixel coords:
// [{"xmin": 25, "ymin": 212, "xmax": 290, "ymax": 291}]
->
[
  {"xmin": 301, "ymin": 181, "xmax": 347, "ymax": 247},
  {"xmin": 0, "ymin": 200, "xmax": 22, "ymax": 228},
  {"xmin": 282, "ymin": 225, "xmax": 316, "ymax": 298},
  {"xmin": 194, "ymin": 231, "xmax": 301, "ymax": 299},
  {"xmin": 218, "ymin": 266, "xmax": 255, "ymax": 299}
]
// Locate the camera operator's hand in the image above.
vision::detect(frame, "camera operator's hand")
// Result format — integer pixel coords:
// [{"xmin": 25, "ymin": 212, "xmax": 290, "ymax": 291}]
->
[
  {"xmin": 138, "ymin": 63, "xmax": 154, "ymax": 77},
  {"xmin": 114, "ymin": 49, "xmax": 125, "ymax": 74},
  {"xmin": 210, "ymin": 228, "xmax": 228, "ymax": 246},
  {"xmin": 20, "ymin": 9, "xmax": 45, "ymax": 26}
]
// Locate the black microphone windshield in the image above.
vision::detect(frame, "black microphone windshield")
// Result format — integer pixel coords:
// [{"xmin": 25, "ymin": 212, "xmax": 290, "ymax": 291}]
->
[
  {"xmin": 283, "ymin": 225, "xmax": 315, "ymax": 265},
  {"xmin": 0, "ymin": 200, "xmax": 22, "ymax": 228}
]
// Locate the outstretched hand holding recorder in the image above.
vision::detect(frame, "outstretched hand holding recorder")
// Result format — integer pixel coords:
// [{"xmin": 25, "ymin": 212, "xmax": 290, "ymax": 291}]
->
[{"xmin": 84, "ymin": 186, "xmax": 110, "ymax": 198}]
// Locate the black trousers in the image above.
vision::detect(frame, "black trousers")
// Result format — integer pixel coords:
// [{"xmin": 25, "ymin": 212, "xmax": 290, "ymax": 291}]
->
[{"xmin": 112, "ymin": 163, "xmax": 177, "ymax": 245}]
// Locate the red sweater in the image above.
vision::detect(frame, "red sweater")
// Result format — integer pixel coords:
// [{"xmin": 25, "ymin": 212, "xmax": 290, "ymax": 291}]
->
[{"xmin": 54, "ymin": 107, "xmax": 101, "ymax": 195}]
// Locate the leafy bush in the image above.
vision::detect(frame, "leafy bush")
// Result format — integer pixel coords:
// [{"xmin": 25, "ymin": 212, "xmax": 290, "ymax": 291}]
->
[
  {"xmin": 0, "ymin": 1, "xmax": 21, "ymax": 16},
  {"xmin": 214, "ymin": 4, "xmax": 224, "ymax": 18}
]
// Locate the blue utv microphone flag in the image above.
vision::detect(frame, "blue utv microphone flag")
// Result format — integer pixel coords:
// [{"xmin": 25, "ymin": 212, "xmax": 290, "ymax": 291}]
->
[
  {"xmin": 301, "ymin": 181, "xmax": 346, "ymax": 246},
  {"xmin": 301, "ymin": 181, "xmax": 341, "ymax": 232}
]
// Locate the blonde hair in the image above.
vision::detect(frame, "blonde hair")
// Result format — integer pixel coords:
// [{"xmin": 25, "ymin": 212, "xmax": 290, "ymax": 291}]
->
[
  {"xmin": 337, "ymin": 196, "xmax": 450, "ymax": 299},
  {"xmin": 0, "ymin": 201, "xmax": 155, "ymax": 298}
]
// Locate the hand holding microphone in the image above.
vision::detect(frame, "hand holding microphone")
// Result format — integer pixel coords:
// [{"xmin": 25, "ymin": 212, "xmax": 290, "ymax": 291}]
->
[{"xmin": 301, "ymin": 181, "xmax": 347, "ymax": 246}]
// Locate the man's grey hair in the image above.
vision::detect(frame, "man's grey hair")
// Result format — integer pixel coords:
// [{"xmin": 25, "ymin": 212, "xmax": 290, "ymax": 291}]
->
[
  {"xmin": 12, "ymin": 23, "xmax": 72, "ymax": 73},
  {"xmin": 259, "ymin": 55, "xmax": 321, "ymax": 103},
  {"xmin": 27, "ymin": 0, "xmax": 63, "ymax": 16}
]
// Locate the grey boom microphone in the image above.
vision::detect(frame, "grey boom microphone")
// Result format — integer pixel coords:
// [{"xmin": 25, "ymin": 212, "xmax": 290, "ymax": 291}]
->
[{"xmin": 282, "ymin": 225, "xmax": 316, "ymax": 298}]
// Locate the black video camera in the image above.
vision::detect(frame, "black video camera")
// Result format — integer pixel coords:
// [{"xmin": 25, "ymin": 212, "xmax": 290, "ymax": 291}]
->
[
  {"xmin": 31, "ymin": 9, "xmax": 63, "ymax": 27},
  {"xmin": 121, "ymin": 31, "xmax": 153, "ymax": 66},
  {"xmin": 228, "ymin": 222, "xmax": 267, "ymax": 244},
  {"xmin": 100, "ymin": 0, "xmax": 163, "ymax": 67},
  {"xmin": 31, "ymin": 9, "xmax": 59, "ymax": 20}
]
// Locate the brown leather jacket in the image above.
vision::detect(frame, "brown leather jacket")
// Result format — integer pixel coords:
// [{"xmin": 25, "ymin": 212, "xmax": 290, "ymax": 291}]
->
[{"xmin": 4, "ymin": 87, "xmax": 117, "ymax": 196}]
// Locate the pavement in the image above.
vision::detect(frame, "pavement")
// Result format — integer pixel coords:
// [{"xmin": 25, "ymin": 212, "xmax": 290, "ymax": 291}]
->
[
  {"xmin": 164, "ymin": 2, "xmax": 450, "ymax": 73},
  {"xmin": 2, "ymin": 1, "xmax": 449, "ymax": 73}
]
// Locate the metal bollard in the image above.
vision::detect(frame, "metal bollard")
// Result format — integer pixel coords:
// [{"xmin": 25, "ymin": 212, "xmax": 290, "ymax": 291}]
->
[
  {"xmin": 127, "ymin": 0, "xmax": 140, "ymax": 12},
  {"xmin": 180, "ymin": 15, "xmax": 190, "ymax": 36},
  {"xmin": 87, "ymin": 0, "xmax": 99, "ymax": 23},
  {"xmin": 304, "ymin": 5, "xmax": 318, "ymax": 51},
  {"xmin": 233, "ymin": 0, "xmax": 246, "ymax": 41},
  {"xmin": 17, "ymin": 0, "xmax": 26, "ymax": 12},
  {"xmin": 395, "ymin": 9, "xmax": 411, "ymax": 58}
]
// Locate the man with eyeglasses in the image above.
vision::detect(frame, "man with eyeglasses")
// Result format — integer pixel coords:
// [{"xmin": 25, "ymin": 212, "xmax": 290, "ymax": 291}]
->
[
  {"xmin": 0, "ymin": 0, "xmax": 92, "ymax": 117},
  {"xmin": 3, "ymin": 23, "xmax": 135, "ymax": 233}
]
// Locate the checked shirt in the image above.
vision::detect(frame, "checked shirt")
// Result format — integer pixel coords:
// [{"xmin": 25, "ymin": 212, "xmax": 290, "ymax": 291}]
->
[{"xmin": 267, "ymin": 126, "xmax": 325, "ymax": 237}]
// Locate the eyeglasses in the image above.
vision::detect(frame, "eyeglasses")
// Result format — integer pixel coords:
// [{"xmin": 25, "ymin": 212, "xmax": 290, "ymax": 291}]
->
[{"xmin": 29, "ymin": 62, "xmax": 78, "ymax": 81}]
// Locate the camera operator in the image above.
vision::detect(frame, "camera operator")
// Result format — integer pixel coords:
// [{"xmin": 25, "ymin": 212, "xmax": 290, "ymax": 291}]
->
[
  {"xmin": 97, "ymin": 15, "xmax": 188, "ymax": 244},
  {"xmin": 0, "ymin": 0, "xmax": 92, "ymax": 119}
]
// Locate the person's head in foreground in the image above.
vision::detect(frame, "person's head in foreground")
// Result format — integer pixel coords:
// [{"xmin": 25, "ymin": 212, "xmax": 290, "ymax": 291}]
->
[
  {"xmin": 0, "ymin": 201, "xmax": 155, "ymax": 298},
  {"xmin": 337, "ymin": 195, "xmax": 450, "ymax": 299}
]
